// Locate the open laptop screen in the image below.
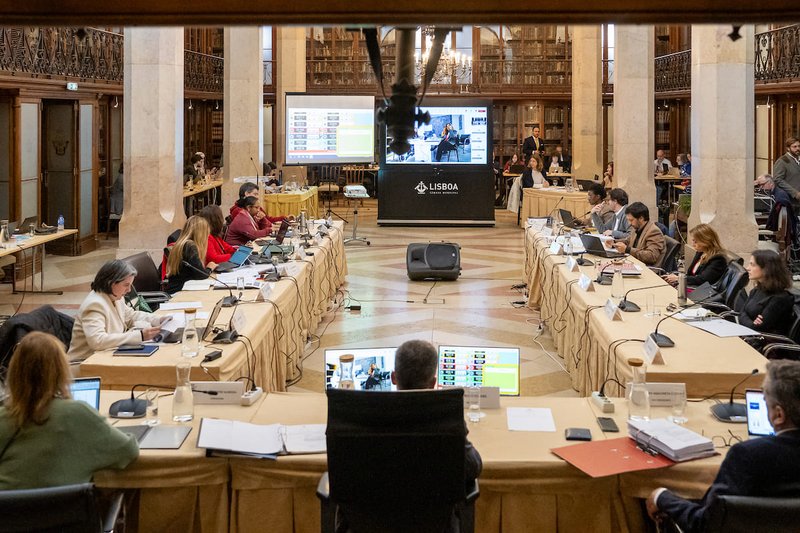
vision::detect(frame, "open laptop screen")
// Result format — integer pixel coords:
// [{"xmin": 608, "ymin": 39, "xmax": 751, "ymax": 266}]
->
[
  {"xmin": 437, "ymin": 346, "xmax": 521, "ymax": 396},
  {"xmin": 70, "ymin": 377, "xmax": 101, "ymax": 410},
  {"xmin": 228, "ymin": 245, "xmax": 253, "ymax": 266},
  {"xmin": 746, "ymin": 389, "xmax": 775, "ymax": 437},
  {"xmin": 324, "ymin": 347, "xmax": 397, "ymax": 391}
]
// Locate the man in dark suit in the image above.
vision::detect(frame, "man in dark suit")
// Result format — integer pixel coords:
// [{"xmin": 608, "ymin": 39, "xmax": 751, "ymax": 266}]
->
[
  {"xmin": 773, "ymin": 137, "xmax": 800, "ymax": 209},
  {"xmin": 646, "ymin": 359, "xmax": 800, "ymax": 533},
  {"xmin": 522, "ymin": 126, "xmax": 545, "ymax": 163},
  {"xmin": 610, "ymin": 201, "xmax": 665, "ymax": 265}
]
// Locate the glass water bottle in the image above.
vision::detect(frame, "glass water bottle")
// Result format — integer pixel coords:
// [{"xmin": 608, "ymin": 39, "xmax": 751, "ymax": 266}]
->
[
  {"xmin": 611, "ymin": 263, "xmax": 625, "ymax": 298},
  {"xmin": 338, "ymin": 354, "xmax": 355, "ymax": 389},
  {"xmin": 627, "ymin": 358, "xmax": 651, "ymax": 421},
  {"xmin": 172, "ymin": 361, "xmax": 194, "ymax": 422},
  {"xmin": 181, "ymin": 309, "xmax": 200, "ymax": 358}
]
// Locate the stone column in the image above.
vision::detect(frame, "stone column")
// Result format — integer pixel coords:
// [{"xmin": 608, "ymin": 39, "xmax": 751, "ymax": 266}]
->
[
  {"xmin": 119, "ymin": 28, "xmax": 184, "ymax": 259},
  {"xmin": 223, "ymin": 27, "xmax": 264, "ymax": 210},
  {"xmin": 571, "ymin": 25, "xmax": 603, "ymax": 180},
  {"xmin": 613, "ymin": 25, "xmax": 656, "ymax": 216},
  {"xmin": 276, "ymin": 27, "xmax": 306, "ymax": 184},
  {"xmin": 689, "ymin": 25, "xmax": 758, "ymax": 257}
]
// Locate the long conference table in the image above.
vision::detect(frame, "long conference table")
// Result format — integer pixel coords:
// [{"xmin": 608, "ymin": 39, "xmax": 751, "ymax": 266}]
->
[
  {"xmin": 523, "ymin": 224, "xmax": 766, "ymax": 397},
  {"xmin": 520, "ymin": 187, "xmax": 591, "ymax": 225},
  {"xmin": 95, "ymin": 390, "xmax": 745, "ymax": 533},
  {"xmin": 263, "ymin": 186, "xmax": 319, "ymax": 219},
  {"xmin": 79, "ymin": 221, "xmax": 347, "ymax": 391}
]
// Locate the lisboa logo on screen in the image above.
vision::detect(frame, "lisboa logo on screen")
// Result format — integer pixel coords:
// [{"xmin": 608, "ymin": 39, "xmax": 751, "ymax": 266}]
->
[
  {"xmin": 415, "ymin": 181, "xmax": 428, "ymax": 195},
  {"xmin": 414, "ymin": 181, "xmax": 459, "ymax": 195}
]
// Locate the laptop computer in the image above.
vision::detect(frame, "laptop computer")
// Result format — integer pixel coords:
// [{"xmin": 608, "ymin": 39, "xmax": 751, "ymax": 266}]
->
[
  {"xmin": 559, "ymin": 209, "xmax": 585, "ymax": 229},
  {"xmin": 161, "ymin": 300, "xmax": 224, "ymax": 344},
  {"xmin": 746, "ymin": 389, "xmax": 775, "ymax": 437},
  {"xmin": 70, "ymin": 377, "xmax": 101, "ymax": 410},
  {"xmin": 578, "ymin": 233, "xmax": 627, "ymax": 259},
  {"xmin": 215, "ymin": 245, "xmax": 253, "ymax": 273},
  {"xmin": 576, "ymin": 179, "xmax": 596, "ymax": 191},
  {"xmin": 13, "ymin": 216, "xmax": 38, "ymax": 234},
  {"xmin": 436, "ymin": 345, "xmax": 521, "ymax": 396}
]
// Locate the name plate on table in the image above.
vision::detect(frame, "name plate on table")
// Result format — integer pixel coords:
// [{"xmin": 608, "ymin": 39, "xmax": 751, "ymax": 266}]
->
[
  {"xmin": 191, "ymin": 381, "xmax": 245, "ymax": 404},
  {"xmin": 540, "ymin": 227, "xmax": 553, "ymax": 237},
  {"xmin": 549, "ymin": 241, "xmax": 563, "ymax": 255},
  {"xmin": 230, "ymin": 306, "xmax": 247, "ymax": 333},
  {"xmin": 578, "ymin": 274, "xmax": 595, "ymax": 292},
  {"xmin": 256, "ymin": 282, "xmax": 274, "ymax": 302},
  {"xmin": 604, "ymin": 298, "xmax": 623, "ymax": 321},
  {"xmin": 624, "ymin": 382, "xmax": 685, "ymax": 407},
  {"xmin": 643, "ymin": 336, "xmax": 665, "ymax": 365},
  {"xmin": 565, "ymin": 257, "xmax": 580, "ymax": 272}
]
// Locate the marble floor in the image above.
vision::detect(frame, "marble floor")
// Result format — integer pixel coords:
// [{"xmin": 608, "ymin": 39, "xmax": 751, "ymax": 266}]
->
[{"xmin": 0, "ymin": 199, "xmax": 575, "ymax": 397}]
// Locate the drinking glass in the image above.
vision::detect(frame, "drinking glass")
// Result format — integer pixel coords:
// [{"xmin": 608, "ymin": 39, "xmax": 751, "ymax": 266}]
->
[
  {"xmin": 466, "ymin": 386, "xmax": 482, "ymax": 423},
  {"xmin": 670, "ymin": 385, "xmax": 688, "ymax": 424},
  {"xmin": 144, "ymin": 388, "xmax": 160, "ymax": 426}
]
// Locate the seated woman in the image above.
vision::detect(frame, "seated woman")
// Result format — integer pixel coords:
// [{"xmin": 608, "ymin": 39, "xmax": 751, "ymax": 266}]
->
[
  {"xmin": 503, "ymin": 153, "xmax": 521, "ymax": 173},
  {"xmin": 198, "ymin": 205, "xmax": 236, "ymax": 264},
  {"xmin": 603, "ymin": 161, "xmax": 614, "ymax": 189},
  {"xmin": 434, "ymin": 123, "xmax": 457, "ymax": 162},
  {"xmin": 734, "ymin": 250, "xmax": 794, "ymax": 335},
  {"xmin": 521, "ymin": 154, "xmax": 549, "ymax": 189},
  {"xmin": 664, "ymin": 224, "xmax": 728, "ymax": 288},
  {"xmin": 68, "ymin": 260, "xmax": 167, "ymax": 362},
  {"xmin": 0, "ymin": 332, "xmax": 139, "ymax": 489},
  {"xmin": 225, "ymin": 196, "xmax": 272, "ymax": 246},
  {"xmin": 165, "ymin": 216, "xmax": 216, "ymax": 294}
]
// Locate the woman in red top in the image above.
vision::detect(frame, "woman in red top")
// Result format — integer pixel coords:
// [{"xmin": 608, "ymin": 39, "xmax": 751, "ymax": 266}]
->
[
  {"xmin": 198, "ymin": 205, "xmax": 236, "ymax": 264},
  {"xmin": 225, "ymin": 196, "xmax": 271, "ymax": 246}
]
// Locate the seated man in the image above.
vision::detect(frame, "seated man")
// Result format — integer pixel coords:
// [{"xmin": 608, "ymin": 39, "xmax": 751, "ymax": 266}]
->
[
  {"xmin": 646, "ymin": 360, "xmax": 800, "ymax": 533},
  {"xmin": 577, "ymin": 183, "xmax": 614, "ymax": 227},
  {"xmin": 391, "ymin": 340, "xmax": 482, "ymax": 528},
  {"xmin": 610, "ymin": 201, "xmax": 665, "ymax": 266},
  {"xmin": 229, "ymin": 182, "xmax": 291, "ymax": 225},
  {"xmin": 595, "ymin": 188, "xmax": 631, "ymax": 239}
]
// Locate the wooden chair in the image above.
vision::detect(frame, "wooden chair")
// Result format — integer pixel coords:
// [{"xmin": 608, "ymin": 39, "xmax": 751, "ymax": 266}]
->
[{"xmin": 318, "ymin": 165, "xmax": 343, "ymax": 206}]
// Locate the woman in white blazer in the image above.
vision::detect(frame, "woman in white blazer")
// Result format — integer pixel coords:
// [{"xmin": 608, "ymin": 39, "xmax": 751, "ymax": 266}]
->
[{"xmin": 68, "ymin": 260, "xmax": 168, "ymax": 362}]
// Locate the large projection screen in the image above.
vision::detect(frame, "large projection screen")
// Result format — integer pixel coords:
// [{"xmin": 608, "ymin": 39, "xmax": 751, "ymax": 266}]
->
[{"xmin": 285, "ymin": 94, "xmax": 375, "ymax": 165}]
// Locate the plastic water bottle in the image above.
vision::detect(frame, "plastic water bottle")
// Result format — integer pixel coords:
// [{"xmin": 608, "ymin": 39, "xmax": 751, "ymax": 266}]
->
[
  {"xmin": 172, "ymin": 361, "xmax": 194, "ymax": 422},
  {"xmin": 627, "ymin": 358, "xmax": 651, "ymax": 421},
  {"xmin": 180, "ymin": 309, "xmax": 200, "ymax": 358},
  {"xmin": 611, "ymin": 263, "xmax": 625, "ymax": 298},
  {"xmin": 57, "ymin": 214, "xmax": 65, "ymax": 231},
  {"xmin": 677, "ymin": 258, "xmax": 687, "ymax": 307}
]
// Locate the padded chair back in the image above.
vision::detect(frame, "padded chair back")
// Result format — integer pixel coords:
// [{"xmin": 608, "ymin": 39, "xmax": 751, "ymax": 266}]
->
[
  {"xmin": 704, "ymin": 494, "xmax": 800, "ymax": 533},
  {"xmin": 657, "ymin": 236, "xmax": 681, "ymax": 273},
  {"xmin": 121, "ymin": 251, "xmax": 162, "ymax": 293},
  {"xmin": 719, "ymin": 262, "xmax": 749, "ymax": 309},
  {"xmin": 325, "ymin": 388, "xmax": 467, "ymax": 533},
  {"xmin": 0, "ymin": 483, "xmax": 103, "ymax": 533}
]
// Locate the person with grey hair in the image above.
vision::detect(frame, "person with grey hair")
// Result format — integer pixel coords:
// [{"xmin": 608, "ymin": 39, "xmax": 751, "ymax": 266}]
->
[
  {"xmin": 646, "ymin": 359, "xmax": 800, "ymax": 532},
  {"xmin": 67, "ymin": 260, "xmax": 168, "ymax": 361}
]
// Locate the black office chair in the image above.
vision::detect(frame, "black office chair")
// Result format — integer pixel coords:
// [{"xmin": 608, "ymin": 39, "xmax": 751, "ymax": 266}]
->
[
  {"xmin": 0, "ymin": 483, "xmax": 124, "ymax": 533},
  {"xmin": 702, "ymin": 261, "xmax": 749, "ymax": 309},
  {"xmin": 317, "ymin": 388, "xmax": 479, "ymax": 533},
  {"xmin": 650, "ymin": 236, "xmax": 681, "ymax": 274},
  {"xmin": 751, "ymin": 291, "xmax": 800, "ymax": 361},
  {"xmin": 703, "ymin": 494, "xmax": 800, "ymax": 533},
  {"xmin": 121, "ymin": 252, "xmax": 171, "ymax": 311}
]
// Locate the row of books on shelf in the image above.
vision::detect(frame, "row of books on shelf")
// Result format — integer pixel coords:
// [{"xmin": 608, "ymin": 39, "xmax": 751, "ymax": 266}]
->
[{"xmin": 656, "ymin": 131, "xmax": 671, "ymax": 144}]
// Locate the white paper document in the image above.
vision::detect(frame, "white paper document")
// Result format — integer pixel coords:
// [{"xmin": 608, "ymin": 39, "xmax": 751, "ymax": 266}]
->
[
  {"xmin": 160, "ymin": 311, "xmax": 210, "ymax": 333},
  {"xmin": 197, "ymin": 418, "xmax": 327, "ymax": 456},
  {"xmin": 182, "ymin": 279, "xmax": 213, "ymax": 291},
  {"xmin": 686, "ymin": 318, "xmax": 759, "ymax": 337},
  {"xmin": 506, "ymin": 407, "xmax": 556, "ymax": 432},
  {"xmin": 159, "ymin": 301, "xmax": 203, "ymax": 311},
  {"xmin": 280, "ymin": 424, "xmax": 327, "ymax": 454}
]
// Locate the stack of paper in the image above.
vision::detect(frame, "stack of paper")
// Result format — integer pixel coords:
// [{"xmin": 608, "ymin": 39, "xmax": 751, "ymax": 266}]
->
[{"xmin": 627, "ymin": 418, "xmax": 716, "ymax": 462}]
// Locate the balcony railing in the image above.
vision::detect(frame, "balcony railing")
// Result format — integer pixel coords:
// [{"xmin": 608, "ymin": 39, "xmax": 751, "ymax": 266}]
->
[
  {"xmin": 755, "ymin": 24, "xmax": 800, "ymax": 82},
  {"xmin": 654, "ymin": 50, "xmax": 691, "ymax": 93},
  {"xmin": 0, "ymin": 27, "xmax": 124, "ymax": 83},
  {"xmin": 184, "ymin": 50, "xmax": 223, "ymax": 94}
]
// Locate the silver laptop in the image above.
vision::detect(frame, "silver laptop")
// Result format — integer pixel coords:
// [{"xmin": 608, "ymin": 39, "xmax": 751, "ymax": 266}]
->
[
  {"xmin": 70, "ymin": 377, "xmax": 101, "ymax": 410},
  {"xmin": 746, "ymin": 389, "xmax": 775, "ymax": 437},
  {"xmin": 578, "ymin": 233, "xmax": 626, "ymax": 259}
]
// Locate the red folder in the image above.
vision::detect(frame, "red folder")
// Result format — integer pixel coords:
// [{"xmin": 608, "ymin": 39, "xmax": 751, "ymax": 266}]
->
[{"xmin": 551, "ymin": 437, "xmax": 675, "ymax": 478}]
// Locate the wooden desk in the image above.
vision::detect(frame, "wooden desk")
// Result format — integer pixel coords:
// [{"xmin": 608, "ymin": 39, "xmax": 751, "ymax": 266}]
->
[
  {"xmin": 521, "ymin": 187, "xmax": 590, "ymax": 224},
  {"xmin": 263, "ymin": 186, "xmax": 319, "ymax": 219},
  {"xmin": 183, "ymin": 178, "xmax": 223, "ymax": 199},
  {"xmin": 523, "ymin": 225, "xmax": 766, "ymax": 397},
  {"xmin": 79, "ymin": 222, "xmax": 347, "ymax": 391},
  {"xmin": 0, "ymin": 229, "xmax": 79, "ymax": 293}
]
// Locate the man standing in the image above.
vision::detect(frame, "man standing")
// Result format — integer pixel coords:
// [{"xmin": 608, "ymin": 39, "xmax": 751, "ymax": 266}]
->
[
  {"xmin": 611, "ymin": 202, "xmax": 665, "ymax": 266},
  {"xmin": 773, "ymin": 137, "xmax": 800, "ymax": 209},
  {"xmin": 594, "ymin": 188, "xmax": 631, "ymax": 239},
  {"xmin": 646, "ymin": 360, "xmax": 800, "ymax": 533},
  {"xmin": 522, "ymin": 126, "xmax": 545, "ymax": 163}
]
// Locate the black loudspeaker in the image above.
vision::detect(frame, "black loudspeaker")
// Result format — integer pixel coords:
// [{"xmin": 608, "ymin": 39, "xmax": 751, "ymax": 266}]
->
[{"xmin": 406, "ymin": 242, "xmax": 461, "ymax": 281}]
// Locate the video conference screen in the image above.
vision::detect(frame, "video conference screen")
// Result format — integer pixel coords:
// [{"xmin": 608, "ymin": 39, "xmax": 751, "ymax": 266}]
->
[
  {"xmin": 385, "ymin": 105, "xmax": 489, "ymax": 165},
  {"xmin": 324, "ymin": 347, "xmax": 397, "ymax": 391},
  {"xmin": 437, "ymin": 346, "xmax": 520, "ymax": 396},
  {"xmin": 285, "ymin": 94, "xmax": 376, "ymax": 165}
]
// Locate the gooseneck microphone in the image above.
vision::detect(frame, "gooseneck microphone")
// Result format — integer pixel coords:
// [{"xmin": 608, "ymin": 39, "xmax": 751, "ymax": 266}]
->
[
  {"xmin": 250, "ymin": 156, "xmax": 260, "ymax": 185},
  {"xmin": 650, "ymin": 293, "xmax": 716, "ymax": 347},
  {"xmin": 109, "ymin": 383, "xmax": 173, "ymax": 419},
  {"xmin": 181, "ymin": 260, "xmax": 238, "ymax": 307},
  {"xmin": 618, "ymin": 285, "xmax": 674, "ymax": 313},
  {"xmin": 710, "ymin": 369, "xmax": 759, "ymax": 423},
  {"xmin": 546, "ymin": 196, "xmax": 565, "ymax": 227},
  {"xmin": 595, "ymin": 261, "xmax": 616, "ymax": 286}
]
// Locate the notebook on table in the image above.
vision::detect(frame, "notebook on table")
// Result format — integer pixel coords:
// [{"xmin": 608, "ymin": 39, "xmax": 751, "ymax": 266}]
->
[{"xmin": 118, "ymin": 424, "xmax": 192, "ymax": 449}]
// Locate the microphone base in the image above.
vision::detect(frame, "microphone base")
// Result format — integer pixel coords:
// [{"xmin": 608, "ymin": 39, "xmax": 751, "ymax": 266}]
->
[
  {"xmin": 619, "ymin": 300, "xmax": 641, "ymax": 313},
  {"xmin": 212, "ymin": 329, "xmax": 239, "ymax": 344},
  {"xmin": 710, "ymin": 402, "xmax": 748, "ymax": 423},
  {"xmin": 576, "ymin": 257, "xmax": 594, "ymax": 266},
  {"xmin": 596, "ymin": 275, "xmax": 613, "ymax": 286},
  {"xmin": 109, "ymin": 398, "xmax": 147, "ymax": 418},
  {"xmin": 649, "ymin": 332, "xmax": 675, "ymax": 348},
  {"xmin": 221, "ymin": 296, "xmax": 239, "ymax": 308}
]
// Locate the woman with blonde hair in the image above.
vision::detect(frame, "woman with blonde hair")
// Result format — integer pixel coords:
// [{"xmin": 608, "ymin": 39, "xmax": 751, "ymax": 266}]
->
[
  {"xmin": 0, "ymin": 332, "xmax": 138, "ymax": 489},
  {"xmin": 664, "ymin": 223, "xmax": 727, "ymax": 287},
  {"xmin": 522, "ymin": 153, "xmax": 549, "ymax": 188},
  {"xmin": 165, "ymin": 215, "xmax": 215, "ymax": 294}
]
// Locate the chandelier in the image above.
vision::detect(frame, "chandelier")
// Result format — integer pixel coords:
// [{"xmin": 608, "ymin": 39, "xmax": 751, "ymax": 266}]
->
[{"xmin": 414, "ymin": 28, "xmax": 473, "ymax": 85}]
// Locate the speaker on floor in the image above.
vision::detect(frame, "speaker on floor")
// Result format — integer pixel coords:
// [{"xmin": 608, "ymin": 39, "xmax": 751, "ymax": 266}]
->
[{"xmin": 406, "ymin": 242, "xmax": 461, "ymax": 281}]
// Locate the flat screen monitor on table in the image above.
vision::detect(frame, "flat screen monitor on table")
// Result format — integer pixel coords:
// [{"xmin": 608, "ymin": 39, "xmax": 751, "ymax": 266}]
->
[
  {"xmin": 436, "ymin": 345, "xmax": 520, "ymax": 396},
  {"xmin": 324, "ymin": 347, "xmax": 398, "ymax": 391}
]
